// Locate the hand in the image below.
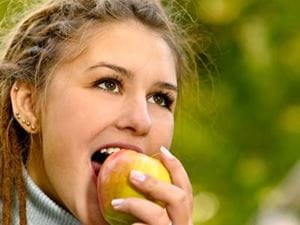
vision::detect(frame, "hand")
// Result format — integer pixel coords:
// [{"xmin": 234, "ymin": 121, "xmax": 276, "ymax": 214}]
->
[{"xmin": 111, "ymin": 146, "xmax": 194, "ymax": 225}]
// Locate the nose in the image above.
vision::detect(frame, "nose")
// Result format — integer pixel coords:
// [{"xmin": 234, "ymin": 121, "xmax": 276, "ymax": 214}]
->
[{"xmin": 115, "ymin": 97, "xmax": 151, "ymax": 136}]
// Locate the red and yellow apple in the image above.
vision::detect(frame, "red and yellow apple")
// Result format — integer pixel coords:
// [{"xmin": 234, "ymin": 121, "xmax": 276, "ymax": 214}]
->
[{"xmin": 97, "ymin": 149, "xmax": 172, "ymax": 225}]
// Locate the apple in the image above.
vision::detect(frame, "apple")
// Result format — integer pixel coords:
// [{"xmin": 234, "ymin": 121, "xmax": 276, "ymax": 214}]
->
[{"xmin": 97, "ymin": 149, "xmax": 172, "ymax": 225}]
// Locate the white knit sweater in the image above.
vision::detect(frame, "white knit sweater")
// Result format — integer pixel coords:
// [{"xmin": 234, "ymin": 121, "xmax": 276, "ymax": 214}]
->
[{"xmin": 10, "ymin": 170, "xmax": 81, "ymax": 225}]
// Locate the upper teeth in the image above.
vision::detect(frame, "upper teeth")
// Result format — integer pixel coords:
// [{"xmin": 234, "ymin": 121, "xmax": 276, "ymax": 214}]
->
[{"xmin": 100, "ymin": 147, "xmax": 120, "ymax": 154}]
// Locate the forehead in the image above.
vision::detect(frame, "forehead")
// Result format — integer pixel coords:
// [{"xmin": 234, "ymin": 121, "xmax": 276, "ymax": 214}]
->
[{"xmin": 57, "ymin": 20, "xmax": 177, "ymax": 82}]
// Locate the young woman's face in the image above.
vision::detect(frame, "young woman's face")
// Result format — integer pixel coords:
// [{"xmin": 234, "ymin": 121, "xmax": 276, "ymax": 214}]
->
[{"xmin": 27, "ymin": 21, "xmax": 177, "ymax": 224}]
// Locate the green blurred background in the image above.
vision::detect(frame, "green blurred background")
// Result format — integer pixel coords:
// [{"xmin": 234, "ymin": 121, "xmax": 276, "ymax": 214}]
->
[
  {"xmin": 1, "ymin": 0, "xmax": 299, "ymax": 225},
  {"xmin": 171, "ymin": 0, "xmax": 300, "ymax": 225}
]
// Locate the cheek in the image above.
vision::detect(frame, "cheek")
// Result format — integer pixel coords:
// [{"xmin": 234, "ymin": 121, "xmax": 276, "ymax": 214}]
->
[
  {"xmin": 42, "ymin": 88, "xmax": 122, "ymax": 150},
  {"xmin": 43, "ymin": 92, "xmax": 91, "ymax": 143},
  {"xmin": 40, "ymin": 93, "xmax": 91, "ymax": 175},
  {"xmin": 40, "ymin": 87, "xmax": 103, "ymax": 168},
  {"xmin": 151, "ymin": 111, "xmax": 174, "ymax": 148}
]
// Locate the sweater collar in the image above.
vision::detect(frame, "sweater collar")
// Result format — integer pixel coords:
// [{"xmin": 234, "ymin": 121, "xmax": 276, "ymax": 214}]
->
[{"xmin": 12, "ymin": 169, "xmax": 81, "ymax": 225}]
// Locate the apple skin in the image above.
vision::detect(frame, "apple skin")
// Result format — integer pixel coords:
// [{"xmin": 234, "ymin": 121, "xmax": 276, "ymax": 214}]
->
[{"xmin": 97, "ymin": 149, "xmax": 172, "ymax": 225}]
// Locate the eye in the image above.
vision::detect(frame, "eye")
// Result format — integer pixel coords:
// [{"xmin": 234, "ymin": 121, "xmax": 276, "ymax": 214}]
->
[
  {"xmin": 148, "ymin": 92, "xmax": 174, "ymax": 110},
  {"xmin": 96, "ymin": 78, "xmax": 121, "ymax": 94}
]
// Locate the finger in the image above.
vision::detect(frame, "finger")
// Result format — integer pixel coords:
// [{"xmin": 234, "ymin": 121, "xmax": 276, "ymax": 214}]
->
[
  {"xmin": 130, "ymin": 170, "xmax": 183, "ymax": 204},
  {"xmin": 111, "ymin": 197, "xmax": 170, "ymax": 225},
  {"xmin": 130, "ymin": 170, "xmax": 190, "ymax": 225},
  {"xmin": 159, "ymin": 146, "xmax": 193, "ymax": 202}
]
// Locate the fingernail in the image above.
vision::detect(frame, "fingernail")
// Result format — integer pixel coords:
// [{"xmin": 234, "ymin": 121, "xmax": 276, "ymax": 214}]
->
[
  {"xmin": 111, "ymin": 198, "xmax": 125, "ymax": 209},
  {"xmin": 160, "ymin": 146, "xmax": 175, "ymax": 159},
  {"xmin": 130, "ymin": 170, "xmax": 146, "ymax": 183}
]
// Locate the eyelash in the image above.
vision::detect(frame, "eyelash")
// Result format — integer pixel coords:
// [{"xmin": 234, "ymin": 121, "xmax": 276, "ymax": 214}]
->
[
  {"xmin": 148, "ymin": 91, "xmax": 175, "ymax": 110},
  {"xmin": 93, "ymin": 75, "xmax": 123, "ymax": 94},
  {"xmin": 93, "ymin": 76, "xmax": 175, "ymax": 110}
]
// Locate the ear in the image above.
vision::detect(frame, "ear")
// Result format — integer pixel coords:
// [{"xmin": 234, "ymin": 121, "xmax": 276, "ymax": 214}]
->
[{"xmin": 10, "ymin": 81, "xmax": 39, "ymax": 133}]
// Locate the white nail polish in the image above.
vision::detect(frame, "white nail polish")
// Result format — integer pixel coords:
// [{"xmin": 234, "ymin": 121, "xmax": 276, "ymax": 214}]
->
[
  {"xmin": 160, "ymin": 146, "xmax": 175, "ymax": 159},
  {"xmin": 111, "ymin": 199, "xmax": 124, "ymax": 209},
  {"xmin": 130, "ymin": 170, "xmax": 146, "ymax": 182}
]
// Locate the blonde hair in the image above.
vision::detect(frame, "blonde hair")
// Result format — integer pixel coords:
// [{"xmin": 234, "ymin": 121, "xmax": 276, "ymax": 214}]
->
[{"xmin": 0, "ymin": 0, "xmax": 199, "ymax": 224}]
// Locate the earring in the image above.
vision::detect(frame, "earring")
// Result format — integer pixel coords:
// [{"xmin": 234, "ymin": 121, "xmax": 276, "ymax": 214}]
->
[
  {"xmin": 14, "ymin": 86, "xmax": 19, "ymax": 91},
  {"xmin": 30, "ymin": 125, "xmax": 36, "ymax": 131},
  {"xmin": 15, "ymin": 112, "xmax": 21, "ymax": 119},
  {"xmin": 15, "ymin": 112, "xmax": 36, "ymax": 131}
]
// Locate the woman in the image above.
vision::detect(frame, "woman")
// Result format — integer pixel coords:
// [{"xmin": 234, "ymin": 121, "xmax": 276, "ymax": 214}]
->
[{"xmin": 0, "ymin": 0, "xmax": 196, "ymax": 224}]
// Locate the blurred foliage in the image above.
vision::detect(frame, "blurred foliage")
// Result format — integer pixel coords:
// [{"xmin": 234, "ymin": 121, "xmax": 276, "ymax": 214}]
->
[
  {"xmin": 1, "ymin": 0, "xmax": 300, "ymax": 225},
  {"xmin": 171, "ymin": 0, "xmax": 300, "ymax": 225}
]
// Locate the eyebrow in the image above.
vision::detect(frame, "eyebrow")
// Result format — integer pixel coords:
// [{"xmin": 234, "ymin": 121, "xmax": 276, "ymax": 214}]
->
[
  {"xmin": 155, "ymin": 81, "xmax": 178, "ymax": 93},
  {"xmin": 87, "ymin": 61, "xmax": 177, "ymax": 92},
  {"xmin": 87, "ymin": 61, "xmax": 133, "ymax": 79}
]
